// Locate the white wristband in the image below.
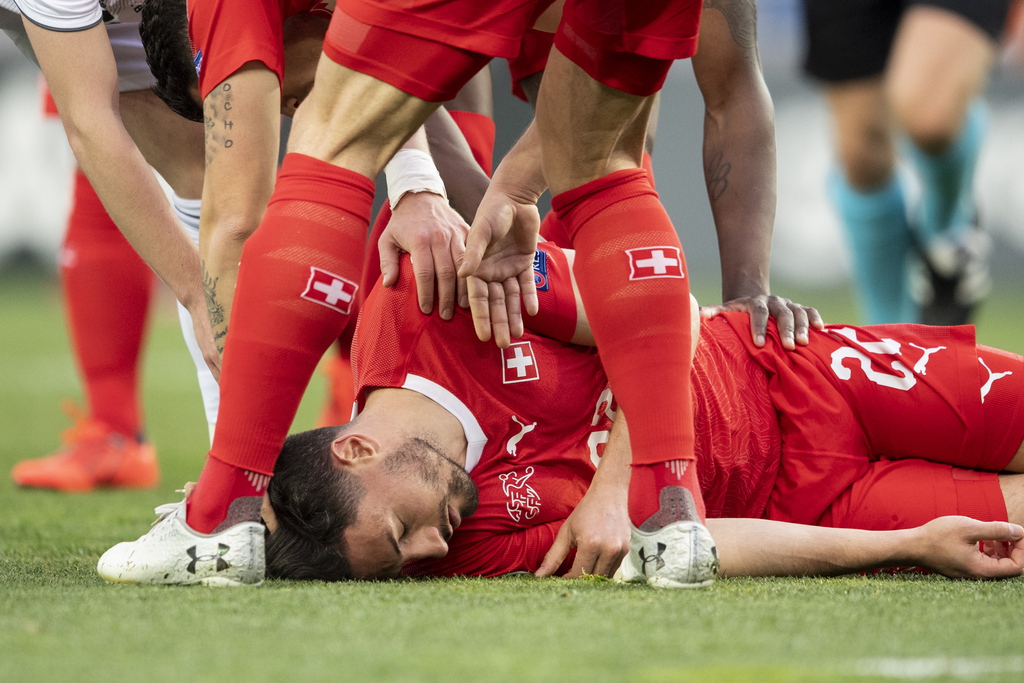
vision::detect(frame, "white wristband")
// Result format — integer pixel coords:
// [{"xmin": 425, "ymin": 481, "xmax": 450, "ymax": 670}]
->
[{"xmin": 385, "ymin": 149, "xmax": 447, "ymax": 208}]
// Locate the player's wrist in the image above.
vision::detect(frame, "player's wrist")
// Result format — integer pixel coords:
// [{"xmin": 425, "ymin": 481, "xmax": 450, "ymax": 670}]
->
[{"xmin": 386, "ymin": 149, "xmax": 447, "ymax": 209}]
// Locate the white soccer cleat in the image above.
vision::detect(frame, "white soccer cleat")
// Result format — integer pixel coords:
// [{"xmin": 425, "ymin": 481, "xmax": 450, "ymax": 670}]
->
[
  {"xmin": 615, "ymin": 521, "xmax": 719, "ymax": 589},
  {"xmin": 97, "ymin": 501, "xmax": 265, "ymax": 586}
]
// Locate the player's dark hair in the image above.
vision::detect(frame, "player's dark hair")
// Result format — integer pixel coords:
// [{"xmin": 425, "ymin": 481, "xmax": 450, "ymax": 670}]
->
[
  {"xmin": 266, "ymin": 425, "xmax": 366, "ymax": 581},
  {"xmin": 139, "ymin": 0, "xmax": 204, "ymax": 122}
]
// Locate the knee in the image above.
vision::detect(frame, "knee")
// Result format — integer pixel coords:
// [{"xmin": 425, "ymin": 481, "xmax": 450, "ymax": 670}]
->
[
  {"xmin": 835, "ymin": 124, "xmax": 895, "ymax": 190},
  {"xmin": 898, "ymin": 106, "xmax": 962, "ymax": 155}
]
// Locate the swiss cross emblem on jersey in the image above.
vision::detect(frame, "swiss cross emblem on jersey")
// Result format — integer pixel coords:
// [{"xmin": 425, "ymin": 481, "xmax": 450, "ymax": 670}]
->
[
  {"xmin": 502, "ymin": 342, "xmax": 540, "ymax": 384},
  {"xmin": 626, "ymin": 246, "xmax": 685, "ymax": 280},
  {"xmin": 300, "ymin": 267, "xmax": 357, "ymax": 315}
]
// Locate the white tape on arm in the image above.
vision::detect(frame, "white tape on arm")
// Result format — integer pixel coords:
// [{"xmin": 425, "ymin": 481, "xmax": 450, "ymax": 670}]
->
[{"xmin": 385, "ymin": 148, "xmax": 447, "ymax": 209}]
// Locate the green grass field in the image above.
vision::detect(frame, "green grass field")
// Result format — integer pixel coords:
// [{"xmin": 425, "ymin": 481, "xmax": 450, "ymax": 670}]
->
[{"xmin": 2, "ymin": 274, "xmax": 1023, "ymax": 682}]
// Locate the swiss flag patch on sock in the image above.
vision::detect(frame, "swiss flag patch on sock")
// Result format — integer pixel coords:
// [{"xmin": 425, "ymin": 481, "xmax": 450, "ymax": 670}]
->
[
  {"xmin": 626, "ymin": 247, "xmax": 685, "ymax": 280},
  {"xmin": 301, "ymin": 267, "xmax": 358, "ymax": 314}
]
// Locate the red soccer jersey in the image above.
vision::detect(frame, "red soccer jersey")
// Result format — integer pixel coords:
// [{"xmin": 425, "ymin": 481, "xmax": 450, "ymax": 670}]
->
[
  {"xmin": 352, "ymin": 255, "xmax": 612, "ymax": 578},
  {"xmin": 189, "ymin": 0, "xmax": 334, "ymax": 98}
]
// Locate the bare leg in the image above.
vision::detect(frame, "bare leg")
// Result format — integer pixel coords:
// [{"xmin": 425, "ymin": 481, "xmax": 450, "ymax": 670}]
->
[
  {"xmin": 287, "ymin": 57, "xmax": 437, "ymax": 176},
  {"xmin": 887, "ymin": 6, "xmax": 995, "ymax": 154},
  {"xmin": 999, "ymin": 474, "xmax": 1024, "ymax": 526},
  {"xmin": 824, "ymin": 79, "xmax": 894, "ymax": 190}
]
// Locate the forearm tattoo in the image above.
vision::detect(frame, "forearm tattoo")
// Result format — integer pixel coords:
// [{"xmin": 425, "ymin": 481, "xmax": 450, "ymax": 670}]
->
[
  {"xmin": 204, "ymin": 81, "xmax": 236, "ymax": 169},
  {"xmin": 704, "ymin": 0, "xmax": 758, "ymax": 51},
  {"xmin": 705, "ymin": 151, "xmax": 732, "ymax": 201},
  {"xmin": 202, "ymin": 261, "xmax": 229, "ymax": 354}
]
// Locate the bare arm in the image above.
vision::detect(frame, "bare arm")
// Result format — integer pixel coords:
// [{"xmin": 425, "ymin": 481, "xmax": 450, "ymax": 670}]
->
[
  {"xmin": 26, "ymin": 21, "xmax": 218, "ymax": 373},
  {"xmin": 200, "ymin": 63, "xmax": 281, "ymax": 356},
  {"xmin": 423, "ymin": 107, "xmax": 490, "ymax": 223},
  {"xmin": 692, "ymin": 0, "xmax": 822, "ymax": 349},
  {"xmin": 709, "ymin": 516, "xmax": 1024, "ymax": 580}
]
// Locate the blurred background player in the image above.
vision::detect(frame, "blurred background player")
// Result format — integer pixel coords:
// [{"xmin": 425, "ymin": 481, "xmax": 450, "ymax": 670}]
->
[
  {"xmin": 802, "ymin": 0, "xmax": 1012, "ymax": 324},
  {"xmin": 9, "ymin": 88, "xmax": 158, "ymax": 491}
]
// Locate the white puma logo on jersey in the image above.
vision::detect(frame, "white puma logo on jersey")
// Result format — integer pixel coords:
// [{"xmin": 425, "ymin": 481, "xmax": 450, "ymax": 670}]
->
[
  {"xmin": 979, "ymin": 358, "xmax": 1013, "ymax": 403},
  {"xmin": 909, "ymin": 343, "xmax": 946, "ymax": 375},
  {"xmin": 506, "ymin": 415, "xmax": 537, "ymax": 457}
]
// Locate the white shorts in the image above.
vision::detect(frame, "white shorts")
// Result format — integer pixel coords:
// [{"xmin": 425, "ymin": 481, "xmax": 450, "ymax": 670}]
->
[{"xmin": 0, "ymin": 12, "xmax": 155, "ymax": 93}]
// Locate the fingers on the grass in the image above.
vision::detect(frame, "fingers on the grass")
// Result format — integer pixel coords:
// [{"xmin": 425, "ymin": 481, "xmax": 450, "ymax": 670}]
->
[
  {"xmin": 488, "ymin": 281, "xmax": 511, "ymax": 348},
  {"xmin": 466, "ymin": 277, "xmax": 493, "ymax": 342},
  {"xmin": 569, "ymin": 548, "xmax": 598, "ymax": 579},
  {"xmin": 535, "ymin": 533, "xmax": 570, "ymax": 577}
]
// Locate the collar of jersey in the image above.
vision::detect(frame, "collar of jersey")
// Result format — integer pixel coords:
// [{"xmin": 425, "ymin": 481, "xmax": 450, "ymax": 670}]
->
[{"xmin": 399, "ymin": 374, "xmax": 487, "ymax": 473}]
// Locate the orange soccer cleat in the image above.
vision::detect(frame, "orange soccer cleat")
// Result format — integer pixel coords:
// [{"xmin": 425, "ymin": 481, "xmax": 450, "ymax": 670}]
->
[{"xmin": 11, "ymin": 404, "xmax": 159, "ymax": 492}]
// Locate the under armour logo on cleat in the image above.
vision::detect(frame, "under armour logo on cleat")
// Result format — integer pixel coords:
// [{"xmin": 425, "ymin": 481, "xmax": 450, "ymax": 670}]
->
[
  {"xmin": 639, "ymin": 542, "xmax": 667, "ymax": 576},
  {"xmin": 186, "ymin": 543, "xmax": 231, "ymax": 574}
]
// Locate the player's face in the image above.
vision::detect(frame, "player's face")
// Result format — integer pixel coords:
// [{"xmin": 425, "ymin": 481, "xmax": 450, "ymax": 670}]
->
[
  {"xmin": 280, "ymin": 14, "xmax": 329, "ymax": 117},
  {"xmin": 342, "ymin": 446, "xmax": 478, "ymax": 580}
]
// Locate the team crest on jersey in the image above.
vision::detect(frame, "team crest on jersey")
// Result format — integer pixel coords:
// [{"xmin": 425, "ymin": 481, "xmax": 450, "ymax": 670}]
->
[
  {"xmin": 533, "ymin": 250, "xmax": 549, "ymax": 291},
  {"xmin": 502, "ymin": 342, "xmax": 540, "ymax": 384},
  {"xmin": 300, "ymin": 267, "xmax": 357, "ymax": 314},
  {"xmin": 499, "ymin": 467, "xmax": 541, "ymax": 522},
  {"xmin": 626, "ymin": 246, "xmax": 685, "ymax": 280}
]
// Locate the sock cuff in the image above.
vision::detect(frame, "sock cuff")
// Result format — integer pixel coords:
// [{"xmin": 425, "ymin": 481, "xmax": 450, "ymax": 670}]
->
[
  {"xmin": 447, "ymin": 109, "xmax": 496, "ymax": 176},
  {"xmin": 827, "ymin": 170, "xmax": 906, "ymax": 220},
  {"xmin": 274, "ymin": 154, "xmax": 376, "ymax": 216},
  {"xmin": 551, "ymin": 168, "xmax": 654, "ymax": 237}
]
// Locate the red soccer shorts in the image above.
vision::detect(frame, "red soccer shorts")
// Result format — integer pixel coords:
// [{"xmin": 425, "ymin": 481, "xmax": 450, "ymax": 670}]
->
[
  {"xmin": 711, "ymin": 315, "xmax": 1024, "ymax": 528},
  {"xmin": 325, "ymin": 0, "xmax": 702, "ymax": 101}
]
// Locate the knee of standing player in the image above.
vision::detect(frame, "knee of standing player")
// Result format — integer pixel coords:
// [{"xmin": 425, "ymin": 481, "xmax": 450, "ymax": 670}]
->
[
  {"xmin": 835, "ymin": 124, "xmax": 895, "ymax": 190},
  {"xmin": 888, "ymin": 86, "xmax": 965, "ymax": 155}
]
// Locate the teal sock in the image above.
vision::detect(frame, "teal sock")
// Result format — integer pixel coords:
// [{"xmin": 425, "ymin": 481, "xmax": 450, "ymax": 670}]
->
[
  {"xmin": 829, "ymin": 171, "xmax": 916, "ymax": 324},
  {"xmin": 905, "ymin": 101, "xmax": 986, "ymax": 243}
]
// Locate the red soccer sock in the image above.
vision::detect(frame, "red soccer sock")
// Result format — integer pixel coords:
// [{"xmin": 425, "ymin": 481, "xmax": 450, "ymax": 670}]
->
[
  {"xmin": 553, "ymin": 168, "xmax": 705, "ymax": 526},
  {"xmin": 448, "ymin": 109, "xmax": 496, "ymax": 176},
  {"xmin": 187, "ymin": 153, "xmax": 373, "ymax": 533},
  {"xmin": 61, "ymin": 168, "xmax": 153, "ymax": 438}
]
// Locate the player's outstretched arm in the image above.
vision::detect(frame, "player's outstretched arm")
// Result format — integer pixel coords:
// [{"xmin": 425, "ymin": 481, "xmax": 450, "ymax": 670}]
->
[
  {"xmin": 708, "ymin": 516, "xmax": 1024, "ymax": 580},
  {"xmin": 422, "ymin": 106, "xmax": 491, "ymax": 225},
  {"xmin": 379, "ymin": 126, "xmax": 472, "ymax": 320},
  {"xmin": 459, "ymin": 122, "xmax": 545, "ymax": 347},
  {"xmin": 691, "ymin": 0, "xmax": 823, "ymax": 349},
  {"xmin": 25, "ymin": 21, "xmax": 219, "ymax": 376}
]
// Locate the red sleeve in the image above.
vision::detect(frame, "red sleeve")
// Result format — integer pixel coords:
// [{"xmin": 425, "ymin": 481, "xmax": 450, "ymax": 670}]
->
[
  {"xmin": 402, "ymin": 521, "xmax": 572, "ymax": 577},
  {"xmin": 524, "ymin": 243, "xmax": 578, "ymax": 343},
  {"xmin": 189, "ymin": 0, "xmax": 286, "ymax": 98}
]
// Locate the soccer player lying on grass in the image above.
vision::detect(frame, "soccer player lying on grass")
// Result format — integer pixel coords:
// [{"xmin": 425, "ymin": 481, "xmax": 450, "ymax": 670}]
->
[{"xmin": 99, "ymin": 242, "xmax": 1024, "ymax": 585}]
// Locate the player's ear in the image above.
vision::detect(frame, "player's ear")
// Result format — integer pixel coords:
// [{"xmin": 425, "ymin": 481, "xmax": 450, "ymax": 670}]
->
[{"xmin": 330, "ymin": 433, "xmax": 382, "ymax": 468}]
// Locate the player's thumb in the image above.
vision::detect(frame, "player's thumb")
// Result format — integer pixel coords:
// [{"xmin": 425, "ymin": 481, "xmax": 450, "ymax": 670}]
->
[
  {"xmin": 969, "ymin": 521, "xmax": 1024, "ymax": 543},
  {"xmin": 535, "ymin": 532, "xmax": 571, "ymax": 577},
  {"xmin": 458, "ymin": 229, "xmax": 487, "ymax": 279}
]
